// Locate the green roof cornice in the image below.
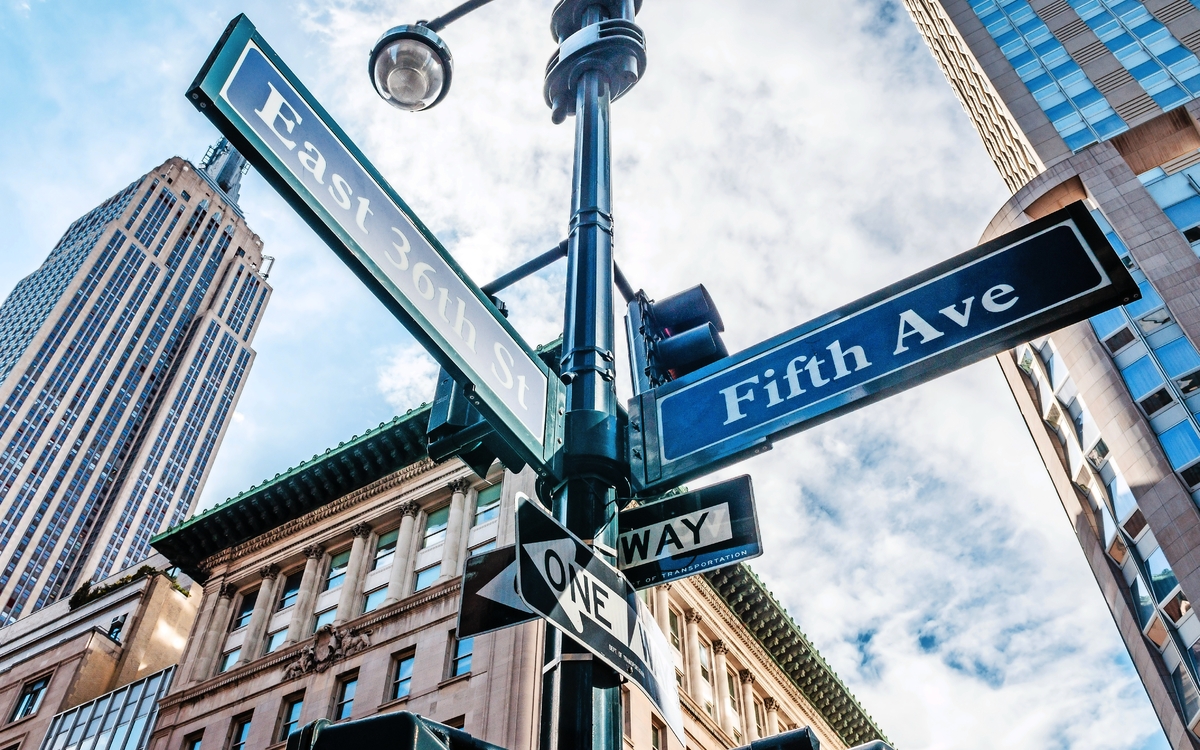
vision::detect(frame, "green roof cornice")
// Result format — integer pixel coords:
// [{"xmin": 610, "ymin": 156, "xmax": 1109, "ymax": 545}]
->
[
  {"xmin": 704, "ymin": 564, "xmax": 889, "ymax": 748},
  {"xmin": 151, "ymin": 405, "xmax": 431, "ymax": 581}
]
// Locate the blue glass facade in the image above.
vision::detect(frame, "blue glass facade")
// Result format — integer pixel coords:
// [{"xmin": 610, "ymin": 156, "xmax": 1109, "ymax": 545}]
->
[
  {"xmin": 969, "ymin": 0, "xmax": 1127, "ymax": 150},
  {"xmin": 1067, "ymin": 0, "xmax": 1200, "ymax": 109},
  {"xmin": 0, "ymin": 155, "xmax": 269, "ymax": 624}
]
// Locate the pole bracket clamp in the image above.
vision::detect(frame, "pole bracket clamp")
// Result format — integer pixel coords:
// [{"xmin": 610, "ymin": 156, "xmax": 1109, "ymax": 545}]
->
[{"xmin": 544, "ymin": 18, "xmax": 647, "ymax": 123}]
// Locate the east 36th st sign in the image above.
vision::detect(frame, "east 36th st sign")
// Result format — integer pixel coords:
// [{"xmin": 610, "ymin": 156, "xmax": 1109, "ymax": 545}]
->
[{"xmin": 186, "ymin": 16, "xmax": 564, "ymax": 479}]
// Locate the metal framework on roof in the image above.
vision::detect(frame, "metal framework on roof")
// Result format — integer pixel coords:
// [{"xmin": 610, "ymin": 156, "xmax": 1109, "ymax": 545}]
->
[
  {"xmin": 151, "ymin": 406, "xmax": 430, "ymax": 581},
  {"xmin": 704, "ymin": 565, "xmax": 888, "ymax": 748}
]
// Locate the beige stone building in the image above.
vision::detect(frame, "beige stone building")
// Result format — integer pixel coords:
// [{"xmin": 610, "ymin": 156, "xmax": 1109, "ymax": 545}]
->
[
  {"xmin": 0, "ymin": 553, "xmax": 198, "ymax": 750},
  {"xmin": 148, "ymin": 407, "xmax": 886, "ymax": 750}
]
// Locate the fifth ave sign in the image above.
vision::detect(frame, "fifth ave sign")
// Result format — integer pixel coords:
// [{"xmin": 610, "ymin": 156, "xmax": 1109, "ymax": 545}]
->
[{"xmin": 628, "ymin": 202, "xmax": 1139, "ymax": 492}]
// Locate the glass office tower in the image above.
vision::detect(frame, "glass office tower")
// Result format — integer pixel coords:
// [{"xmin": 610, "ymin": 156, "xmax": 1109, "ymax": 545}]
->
[
  {"xmin": 0, "ymin": 140, "xmax": 272, "ymax": 625},
  {"xmin": 905, "ymin": 1, "xmax": 1200, "ymax": 746}
]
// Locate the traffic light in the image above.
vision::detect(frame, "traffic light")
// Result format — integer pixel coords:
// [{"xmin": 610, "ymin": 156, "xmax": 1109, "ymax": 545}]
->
[
  {"xmin": 285, "ymin": 712, "xmax": 505, "ymax": 750},
  {"xmin": 427, "ymin": 367, "xmax": 527, "ymax": 478},
  {"xmin": 627, "ymin": 284, "xmax": 728, "ymax": 391}
]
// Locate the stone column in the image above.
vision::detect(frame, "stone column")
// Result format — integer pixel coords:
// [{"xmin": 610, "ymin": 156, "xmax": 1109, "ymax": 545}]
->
[
  {"xmin": 654, "ymin": 584, "xmax": 670, "ymax": 634},
  {"xmin": 285, "ymin": 544, "xmax": 325, "ymax": 644},
  {"xmin": 190, "ymin": 583, "xmax": 235, "ymax": 682},
  {"xmin": 764, "ymin": 697, "xmax": 780, "ymax": 736},
  {"xmin": 335, "ymin": 523, "xmax": 373, "ymax": 624},
  {"xmin": 438, "ymin": 479, "xmax": 470, "ymax": 581},
  {"xmin": 383, "ymin": 502, "xmax": 420, "ymax": 605},
  {"xmin": 739, "ymin": 669, "xmax": 758, "ymax": 741},
  {"xmin": 684, "ymin": 609, "xmax": 703, "ymax": 699},
  {"xmin": 237, "ymin": 565, "xmax": 279, "ymax": 665},
  {"xmin": 712, "ymin": 640, "xmax": 732, "ymax": 734}
]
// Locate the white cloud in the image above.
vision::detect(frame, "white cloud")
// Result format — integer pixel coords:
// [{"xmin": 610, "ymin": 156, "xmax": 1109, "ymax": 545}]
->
[{"xmin": 377, "ymin": 344, "xmax": 440, "ymax": 412}]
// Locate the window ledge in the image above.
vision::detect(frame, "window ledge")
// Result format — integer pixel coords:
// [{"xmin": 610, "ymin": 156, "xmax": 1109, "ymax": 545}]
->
[
  {"xmin": 377, "ymin": 695, "xmax": 410, "ymax": 711},
  {"xmin": 438, "ymin": 672, "xmax": 473, "ymax": 689}
]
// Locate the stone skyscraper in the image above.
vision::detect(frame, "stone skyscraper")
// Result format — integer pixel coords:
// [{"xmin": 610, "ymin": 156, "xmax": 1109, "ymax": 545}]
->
[
  {"xmin": 0, "ymin": 139, "xmax": 271, "ymax": 625},
  {"xmin": 905, "ymin": 0, "xmax": 1200, "ymax": 746}
]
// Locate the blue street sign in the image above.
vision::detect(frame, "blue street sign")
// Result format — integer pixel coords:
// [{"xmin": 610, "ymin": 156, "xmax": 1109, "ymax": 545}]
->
[
  {"xmin": 186, "ymin": 16, "xmax": 563, "ymax": 477},
  {"xmin": 628, "ymin": 202, "xmax": 1139, "ymax": 492}
]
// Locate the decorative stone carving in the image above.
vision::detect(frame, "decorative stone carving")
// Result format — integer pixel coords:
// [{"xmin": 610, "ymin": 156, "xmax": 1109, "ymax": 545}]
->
[
  {"xmin": 281, "ymin": 624, "xmax": 373, "ymax": 681},
  {"xmin": 259, "ymin": 564, "xmax": 280, "ymax": 580},
  {"xmin": 218, "ymin": 583, "xmax": 237, "ymax": 599},
  {"xmin": 398, "ymin": 501, "xmax": 420, "ymax": 518},
  {"xmin": 449, "ymin": 478, "xmax": 471, "ymax": 494},
  {"xmin": 712, "ymin": 639, "xmax": 729, "ymax": 655},
  {"xmin": 302, "ymin": 543, "xmax": 325, "ymax": 559},
  {"xmin": 764, "ymin": 697, "xmax": 778, "ymax": 711},
  {"xmin": 351, "ymin": 522, "xmax": 373, "ymax": 539},
  {"xmin": 738, "ymin": 669, "xmax": 755, "ymax": 684},
  {"xmin": 685, "ymin": 609, "xmax": 703, "ymax": 623}
]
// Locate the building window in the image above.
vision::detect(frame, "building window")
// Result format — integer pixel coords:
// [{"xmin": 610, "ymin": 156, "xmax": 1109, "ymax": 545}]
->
[
  {"xmin": 219, "ymin": 649, "xmax": 241, "ymax": 673},
  {"xmin": 324, "ymin": 550, "xmax": 351, "ymax": 591},
  {"xmin": 754, "ymin": 698, "xmax": 766, "ymax": 738},
  {"xmin": 621, "ymin": 687, "xmax": 631, "ymax": 739},
  {"xmin": 414, "ymin": 564, "xmax": 441, "ymax": 592},
  {"xmin": 229, "ymin": 715, "xmax": 252, "ymax": 750},
  {"xmin": 184, "ymin": 732, "xmax": 203, "ymax": 750},
  {"xmin": 725, "ymin": 671, "xmax": 740, "ymax": 723},
  {"xmin": 668, "ymin": 610, "xmax": 681, "ymax": 650},
  {"xmin": 423, "ymin": 506, "xmax": 450, "ymax": 548},
  {"xmin": 231, "ymin": 590, "xmax": 257, "ymax": 630},
  {"xmin": 277, "ymin": 572, "xmax": 303, "ymax": 611},
  {"xmin": 473, "ymin": 485, "xmax": 502, "ymax": 526},
  {"xmin": 651, "ymin": 721, "xmax": 665, "ymax": 750},
  {"xmin": 334, "ymin": 675, "xmax": 357, "ymax": 721},
  {"xmin": 450, "ymin": 633, "xmax": 473, "ymax": 677},
  {"xmin": 279, "ymin": 694, "xmax": 304, "ymax": 742},
  {"xmin": 372, "ymin": 529, "xmax": 399, "ymax": 570},
  {"xmin": 264, "ymin": 629, "xmax": 288, "ymax": 655},
  {"xmin": 313, "ymin": 609, "xmax": 336, "ymax": 632},
  {"xmin": 363, "ymin": 588, "xmax": 387, "ymax": 614},
  {"xmin": 698, "ymin": 641, "xmax": 713, "ymax": 716},
  {"xmin": 469, "ymin": 540, "xmax": 497, "ymax": 556},
  {"xmin": 392, "ymin": 652, "xmax": 415, "ymax": 700},
  {"xmin": 107, "ymin": 613, "xmax": 128, "ymax": 641},
  {"xmin": 9, "ymin": 675, "xmax": 49, "ymax": 721}
]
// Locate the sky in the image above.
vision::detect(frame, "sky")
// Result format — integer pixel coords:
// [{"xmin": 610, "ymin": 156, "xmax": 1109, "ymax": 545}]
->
[{"xmin": 0, "ymin": 0, "xmax": 1174, "ymax": 748}]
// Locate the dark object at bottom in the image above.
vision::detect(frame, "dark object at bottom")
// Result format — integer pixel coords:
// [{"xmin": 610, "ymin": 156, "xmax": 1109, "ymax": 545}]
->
[
  {"xmin": 732, "ymin": 726, "xmax": 895, "ymax": 750},
  {"xmin": 285, "ymin": 712, "xmax": 506, "ymax": 750}
]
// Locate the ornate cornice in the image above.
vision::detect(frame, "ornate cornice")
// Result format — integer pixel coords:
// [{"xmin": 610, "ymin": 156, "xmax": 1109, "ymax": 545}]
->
[{"xmin": 196, "ymin": 459, "xmax": 458, "ymax": 573}]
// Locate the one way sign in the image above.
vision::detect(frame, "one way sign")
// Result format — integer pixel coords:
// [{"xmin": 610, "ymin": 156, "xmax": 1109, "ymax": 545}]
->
[
  {"xmin": 618, "ymin": 475, "xmax": 761, "ymax": 589},
  {"xmin": 457, "ymin": 545, "xmax": 537, "ymax": 639},
  {"xmin": 515, "ymin": 495, "xmax": 684, "ymax": 744}
]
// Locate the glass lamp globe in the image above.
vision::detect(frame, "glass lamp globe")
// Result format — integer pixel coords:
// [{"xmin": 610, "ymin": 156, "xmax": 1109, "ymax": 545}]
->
[{"xmin": 369, "ymin": 25, "xmax": 453, "ymax": 111}]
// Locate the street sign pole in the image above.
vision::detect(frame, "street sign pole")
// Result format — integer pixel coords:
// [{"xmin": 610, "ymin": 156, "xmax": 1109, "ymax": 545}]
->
[{"xmin": 540, "ymin": 2, "xmax": 646, "ymax": 749}]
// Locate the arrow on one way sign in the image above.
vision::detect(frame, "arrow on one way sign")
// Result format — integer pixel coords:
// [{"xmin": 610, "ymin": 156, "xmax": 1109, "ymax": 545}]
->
[{"xmin": 457, "ymin": 545, "xmax": 537, "ymax": 639}]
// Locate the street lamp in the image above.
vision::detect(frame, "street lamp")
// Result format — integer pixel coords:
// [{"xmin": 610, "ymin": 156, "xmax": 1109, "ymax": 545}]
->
[
  {"xmin": 368, "ymin": 0, "xmax": 503, "ymax": 111},
  {"xmin": 368, "ymin": 24, "xmax": 452, "ymax": 111}
]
